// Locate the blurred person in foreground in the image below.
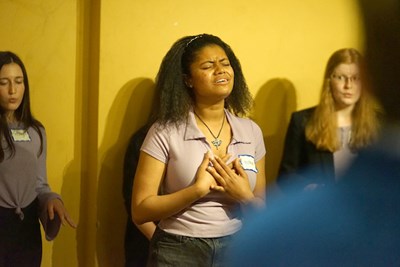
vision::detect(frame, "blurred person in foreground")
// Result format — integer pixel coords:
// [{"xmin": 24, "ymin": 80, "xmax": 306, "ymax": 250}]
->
[{"xmin": 228, "ymin": 0, "xmax": 400, "ymax": 266}]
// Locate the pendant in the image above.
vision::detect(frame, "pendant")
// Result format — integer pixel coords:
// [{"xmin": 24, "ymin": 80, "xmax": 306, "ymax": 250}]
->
[{"xmin": 211, "ymin": 138, "xmax": 222, "ymax": 149}]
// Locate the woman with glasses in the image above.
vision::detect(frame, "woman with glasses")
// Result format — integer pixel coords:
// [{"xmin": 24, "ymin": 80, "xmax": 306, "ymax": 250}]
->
[{"xmin": 277, "ymin": 48, "xmax": 380, "ymax": 193}]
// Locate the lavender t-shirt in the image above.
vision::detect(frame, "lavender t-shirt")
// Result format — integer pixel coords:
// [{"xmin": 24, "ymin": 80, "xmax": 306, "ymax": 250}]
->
[{"xmin": 141, "ymin": 110, "xmax": 266, "ymax": 238}]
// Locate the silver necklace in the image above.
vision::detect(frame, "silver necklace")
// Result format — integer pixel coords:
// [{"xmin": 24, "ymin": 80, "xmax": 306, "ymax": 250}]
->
[{"xmin": 194, "ymin": 111, "xmax": 225, "ymax": 150}]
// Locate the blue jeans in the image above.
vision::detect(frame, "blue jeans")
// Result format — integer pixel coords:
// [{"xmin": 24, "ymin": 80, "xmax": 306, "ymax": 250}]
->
[{"xmin": 148, "ymin": 227, "xmax": 235, "ymax": 267}]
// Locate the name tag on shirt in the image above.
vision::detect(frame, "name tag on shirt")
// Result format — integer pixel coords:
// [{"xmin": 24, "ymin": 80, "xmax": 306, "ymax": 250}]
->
[
  {"xmin": 239, "ymin": 154, "xmax": 258, "ymax": 173},
  {"xmin": 11, "ymin": 129, "xmax": 31, "ymax": 142}
]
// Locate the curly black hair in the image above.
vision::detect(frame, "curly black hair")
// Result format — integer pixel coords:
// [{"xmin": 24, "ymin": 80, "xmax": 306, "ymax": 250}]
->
[{"xmin": 152, "ymin": 34, "xmax": 253, "ymax": 127}]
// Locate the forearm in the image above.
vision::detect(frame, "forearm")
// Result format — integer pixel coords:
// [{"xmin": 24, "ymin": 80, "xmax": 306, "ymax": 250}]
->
[
  {"xmin": 239, "ymin": 197, "xmax": 266, "ymax": 216},
  {"xmin": 243, "ymin": 157, "xmax": 266, "ymax": 209},
  {"xmin": 132, "ymin": 183, "xmax": 207, "ymax": 225},
  {"xmin": 242, "ymin": 195, "xmax": 265, "ymax": 208}
]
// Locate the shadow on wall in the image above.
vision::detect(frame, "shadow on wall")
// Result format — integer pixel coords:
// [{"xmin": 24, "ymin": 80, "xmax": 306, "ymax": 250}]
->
[
  {"xmin": 51, "ymin": 78, "xmax": 155, "ymax": 267},
  {"xmin": 252, "ymin": 78, "xmax": 297, "ymax": 199},
  {"xmin": 51, "ymin": 151, "xmax": 81, "ymax": 267},
  {"xmin": 96, "ymin": 78, "xmax": 155, "ymax": 267}
]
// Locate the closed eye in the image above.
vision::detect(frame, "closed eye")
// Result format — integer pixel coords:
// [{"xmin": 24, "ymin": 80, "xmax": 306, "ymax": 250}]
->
[
  {"xmin": 0, "ymin": 79, "xmax": 9, "ymax": 86},
  {"xmin": 15, "ymin": 77, "xmax": 24, "ymax": 84},
  {"xmin": 220, "ymin": 58, "xmax": 231, "ymax": 66}
]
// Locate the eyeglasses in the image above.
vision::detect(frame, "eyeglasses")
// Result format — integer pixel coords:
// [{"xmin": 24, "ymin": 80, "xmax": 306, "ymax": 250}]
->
[{"xmin": 331, "ymin": 74, "xmax": 361, "ymax": 83}]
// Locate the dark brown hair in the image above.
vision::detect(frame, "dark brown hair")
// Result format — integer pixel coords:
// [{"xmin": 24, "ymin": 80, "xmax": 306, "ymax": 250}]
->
[{"xmin": 0, "ymin": 51, "xmax": 43, "ymax": 161}]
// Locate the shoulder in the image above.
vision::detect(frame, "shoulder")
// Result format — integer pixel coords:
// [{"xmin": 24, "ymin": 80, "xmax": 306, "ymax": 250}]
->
[
  {"xmin": 27, "ymin": 123, "xmax": 46, "ymax": 137},
  {"xmin": 292, "ymin": 106, "xmax": 316, "ymax": 119},
  {"xmin": 227, "ymin": 111, "xmax": 258, "ymax": 126},
  {"xmin": 144, "ymin": 121, "xmax": 184, "ymax": 146},
  {"xmin": 227, "ymin": 112, "xmax": 264, "ymax": 145},
  {"xmin": 148, "ymin": 121, "xmax": 184, "ymax": 136},
  {"xmin": 228, "ymin": 112, "xmax": 263, "ymax": 134},
  {"xmin": 289, "ymin": 107, "xmax": 316, "ymax": 126}
]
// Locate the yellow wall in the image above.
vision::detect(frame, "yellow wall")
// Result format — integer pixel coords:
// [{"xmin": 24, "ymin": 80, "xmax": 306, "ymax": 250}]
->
[
  {"xmin": 0, "ymin": 0, "xmax": 363, "ymax": 266},
  {"xmin": 0, "ymin": 1, "xmax": 80, "ymax": 266}
]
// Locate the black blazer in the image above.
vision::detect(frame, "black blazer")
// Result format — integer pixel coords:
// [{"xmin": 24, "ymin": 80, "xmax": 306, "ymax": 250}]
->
[{"xmin": 277, "ymin": 107, "xmax": 335, "ymax": 193}]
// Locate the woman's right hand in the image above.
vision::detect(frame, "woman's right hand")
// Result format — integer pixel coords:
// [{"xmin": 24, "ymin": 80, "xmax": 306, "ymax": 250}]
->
[{"xmin": 194, "ymin": 152, "xmax": 225, "ymax": 197}]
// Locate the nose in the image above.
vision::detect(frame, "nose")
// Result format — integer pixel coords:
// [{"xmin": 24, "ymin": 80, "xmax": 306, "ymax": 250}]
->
[
  {"xmin": 344, "ymin": 78, "xmax": 352, "ymax": 89},
  {"xmin": 215, "ymin": 64, "xmax": 226, "ymax": 74},
  {"xmin": 8, "ymin": 81, "xmax": 17, "ymax": 95}
]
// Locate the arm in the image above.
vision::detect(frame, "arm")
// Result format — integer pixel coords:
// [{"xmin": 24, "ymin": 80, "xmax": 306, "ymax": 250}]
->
[
  {"xmin": 253, "ymin": 156, "xmax": 266, "ymax": 206},
  {"xmin": 208, "ymin": 155, "xmax": 266, "ymax": 208},
  {"xmin": 277, "ymin": 112, "xmax": 310, "ymax": 192},
  {"xmin": 123, "ymin": 126, "xmax": 149, "ymax": 213},
  {"xmin": 46, "ymin": 198, "xmax": 76, "ymax": 228},
  {"xmin": 278, "ymin": 109, "xmax": 325, "ymax": 192},
  {"xmin": 134, "ymin": 221, "xmax": 157, "ymax": 240},
  {"xmin": 124, "ymin": 127, "xmax": 156, "ymax": 240},
  {"xmin": 131, "ymin": 151, "xmax": 218, "ymax": 225},
  {"xmin": 278, "ymin": 112, "xmax": 304, "ymax": 179},
  {"xmin": 35, "ymin": 127, "xmax": 76, "ymax": 240},
  {"xmin": 206, "ymin": 119, "xmax": 266, "ymax": 207}
]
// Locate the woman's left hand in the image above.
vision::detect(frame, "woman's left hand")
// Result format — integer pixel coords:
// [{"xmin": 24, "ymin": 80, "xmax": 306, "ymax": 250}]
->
[
  {"xmin": 207, "ymin": 156, "xmax": 254, "ymax": 203},
  {"xmin": 47, "ymin": 198, "xmax": 77, "ymax": 228}
]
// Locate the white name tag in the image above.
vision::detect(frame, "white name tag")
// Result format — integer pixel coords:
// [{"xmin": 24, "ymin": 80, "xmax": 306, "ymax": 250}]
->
[
  {"xmin": 239, "ymin": 154, "xmax": 258, "ymax": 173},
  {"xmin": 11, "ymin": 129, "xmax": 31, "ymax": 142}
]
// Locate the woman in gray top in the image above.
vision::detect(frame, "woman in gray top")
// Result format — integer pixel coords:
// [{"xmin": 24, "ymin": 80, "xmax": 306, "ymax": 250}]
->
[{"xmin": 0, "ymin": 51, "xmax": 76, "ymax": 267}]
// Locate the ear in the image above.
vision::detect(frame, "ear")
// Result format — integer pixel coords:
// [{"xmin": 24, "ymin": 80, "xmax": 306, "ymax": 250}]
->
[{"xmin": 183, "ymin": 74, "xmax": 193, "ymax": 88}]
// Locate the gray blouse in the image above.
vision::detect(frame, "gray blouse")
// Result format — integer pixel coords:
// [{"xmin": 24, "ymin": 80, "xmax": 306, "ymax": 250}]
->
[
  {"xmin": 334, "ymin": 126, "xmax": 357, "ymax": 180},
  {"xmin": 0, "ymin": 123, "xmax": 61, "ymax": 240}
]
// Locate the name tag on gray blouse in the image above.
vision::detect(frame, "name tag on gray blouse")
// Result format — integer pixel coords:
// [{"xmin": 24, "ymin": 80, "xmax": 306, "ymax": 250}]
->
[
  {"xmin": 11, "ymin": 129, "xmax": 31, "ymax": 142},
  {"xmin": 239, "ymin": 154, "xmax": 258, "ymax": 173}
]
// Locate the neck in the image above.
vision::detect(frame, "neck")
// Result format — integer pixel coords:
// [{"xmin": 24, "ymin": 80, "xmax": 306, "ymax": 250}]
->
[
  {"xmin": 5, "ymin": 112, "xmax": 16, "ymax": 123},
  {"xmin": 194, "ymin": 108, "xmax": 226, "ymax": 150},
  {"xmin": 193, "ymin": 105, "xmax": 225, "ymax": 123},
  {"xmin": 336, "ymin": 105, "xmax": 353, "ymax": 127}
]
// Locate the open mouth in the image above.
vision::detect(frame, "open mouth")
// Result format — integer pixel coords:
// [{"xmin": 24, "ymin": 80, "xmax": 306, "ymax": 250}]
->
[{"xmin": 215, "ymin": 78, "xmax": 228, "ymax": 84}]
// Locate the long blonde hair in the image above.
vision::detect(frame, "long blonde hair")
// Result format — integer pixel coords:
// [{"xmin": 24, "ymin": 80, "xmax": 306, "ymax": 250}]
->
[{"xmin": 305, "ymin": 48, "xmax": 380, "ymax": 152}]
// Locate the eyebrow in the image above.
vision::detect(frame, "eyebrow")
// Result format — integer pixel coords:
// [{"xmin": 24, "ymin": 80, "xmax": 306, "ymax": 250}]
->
[
  {"xmin": 199, "ymin": 58, "xmax": 229, "ymax": 65},
  {"xmin": 333, "ymin": 74, "xmax": 359, "ymax": 77},
  {"xmin": 0, "ymin": 76, "xmax": 24, "ymax": 79}
]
